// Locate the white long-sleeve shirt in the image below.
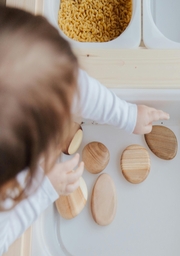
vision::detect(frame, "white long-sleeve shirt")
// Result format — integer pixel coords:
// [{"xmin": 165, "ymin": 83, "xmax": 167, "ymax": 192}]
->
[{"xmin": 0, "ymin": 69, "xmax": 137, "ymax": 255}]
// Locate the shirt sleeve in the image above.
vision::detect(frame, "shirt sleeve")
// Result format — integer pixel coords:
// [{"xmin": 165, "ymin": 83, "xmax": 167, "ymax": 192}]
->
[
  {"xmin": 0, "ymin": 167, "xmax": 58, "ymax": 255},
  {"xmin": 0, "ymin": 69, "xmax": 138, "ymax": 255},
  {"xmin": 72, "ymin": 69, "xmax": 137, "ymax": 133}
]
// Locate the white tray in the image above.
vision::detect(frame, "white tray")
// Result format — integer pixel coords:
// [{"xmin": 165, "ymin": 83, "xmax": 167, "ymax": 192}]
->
[
  {"xmin": 44, "ymin": 0, "xmax": 180, "ymax": 49},
  {"xmin": 143, "ymin": 0, "xmax": 180, "ymax": 49},
  {"xmin": 32, "ymin": 89, "xmax": 180, "ymax": 256},
  {"xmin": 43, "ymin": 0, "xmax": 141, "ymax": 48}
]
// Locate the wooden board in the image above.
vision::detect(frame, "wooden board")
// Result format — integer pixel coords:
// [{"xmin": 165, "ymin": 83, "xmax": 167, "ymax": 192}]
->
[
  {"xmin": 74, "ymin": 48, "xmax": 180, "ymax": 89},
  {"xmin": 6, "ymin": 0, "xmax": 43, "ymax": 14},
  {"xmin": 6, "ymin": 0, "xmax": 36, "ymax": 13},
  {"xmin": 3, "ymin": 227, "xmax": 32, "ymax": 256}
]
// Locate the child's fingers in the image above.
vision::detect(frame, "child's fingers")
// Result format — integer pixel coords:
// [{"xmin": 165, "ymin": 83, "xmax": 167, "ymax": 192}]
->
[
  {"xmin": 67, "ymin": 162, "xmax": 84, "ymax": 183},
  {"xmin": 65, "ymin": 178, "xmax": 80, "ymax": 194},
  {"xmin": 149, "ymin": 109, "xmax": 170, "ymax": 123},
  {"xmin": 64, "ymin": 153, "xmax": 80, "ymax": 172},
  {"xmin": 143, "ymin": 124, "xmax": 153, "ymax": 134}
]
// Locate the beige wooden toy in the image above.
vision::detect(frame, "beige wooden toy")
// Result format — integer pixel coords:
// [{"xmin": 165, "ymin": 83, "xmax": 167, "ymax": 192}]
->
[
  {"xmin": 120, "ymin": 144, "xmax": 150, "ymax": 184},
  {"xmin": 144, "ymin": 125, "xmax": 178, "ymax": 160},
  {"xmin": 91, "ymin": 173, "xmax": 117, "ymax": 226},
  {"xmin": 82, "ymin": 141, "xmax": 110, "ymax": 174},
  {"xmin": 55, "ymin": 177, "xmax": 88, "ymax": 219},
  {"xmin": 62, "ymin": 122, "xmax": 83, "ymax": 155}
]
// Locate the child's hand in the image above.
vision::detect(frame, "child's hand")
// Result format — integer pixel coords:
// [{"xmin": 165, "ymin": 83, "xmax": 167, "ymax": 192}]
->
[
  {"xmin": 47, "ymin": 153, "xmax": 84, "ymax": 196},
  {"xmin": 133, "ymin": 105, "xmax": 170, "ymax": 134}
]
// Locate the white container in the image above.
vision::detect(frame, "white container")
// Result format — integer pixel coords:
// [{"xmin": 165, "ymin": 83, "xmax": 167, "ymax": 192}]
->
[
  {"xmin": 44, "ymin": 0, "xmax": 141, "ymax": 48},
  {"xmin": 32, "ymin": 89, "xmax": 180, "ymax": 256},
  {"xmin": 143, "ymin": 0, "xmax": 180, "ymax": 49}
]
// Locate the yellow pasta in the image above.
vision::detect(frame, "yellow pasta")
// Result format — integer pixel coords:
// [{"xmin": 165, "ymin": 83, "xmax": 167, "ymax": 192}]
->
[{"xmin": 58, "ymin": 0, "xmax": 132, "ymax": 42}]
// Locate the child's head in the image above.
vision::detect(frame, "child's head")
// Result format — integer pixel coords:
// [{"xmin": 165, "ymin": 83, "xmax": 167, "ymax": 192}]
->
[{"xmin": 0, "ymin": 6, "xmax": 78, "ymax": 205}]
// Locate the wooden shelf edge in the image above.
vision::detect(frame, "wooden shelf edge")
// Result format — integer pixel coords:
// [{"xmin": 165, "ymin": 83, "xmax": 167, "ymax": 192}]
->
[{"xmin": 3, "ymin": 227, "xmax": 32, "ymax": 256}]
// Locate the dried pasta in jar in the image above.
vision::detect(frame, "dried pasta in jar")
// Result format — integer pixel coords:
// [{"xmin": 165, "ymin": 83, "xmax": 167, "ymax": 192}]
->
[{"xmin": 58, "ymin": 0, "xmax": 132, "ymax": 42}]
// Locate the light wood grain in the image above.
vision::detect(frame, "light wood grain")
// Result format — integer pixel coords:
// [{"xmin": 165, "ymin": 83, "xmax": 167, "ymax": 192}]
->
[
  {"xmin": 55, "ymin": 177, "xmax": 88, "ymax": 219},
  {"xmin": 121, "ymin": 144, "xmax": 150, "ymax": 184},
  {"xmin": 3, "ymin": 228, "xmax": 32, "ymax": 256},
  {"xmin": 6, "ymin": 0, "xmax": 36, "ymax": 13},
  {"xmin": 35, "ymin": 0, "xmax": 43, "ymax": 15},
  {"xmin": 145, "ymin": 125, "xmax": 178, "ymax": 160},
  {"xmin": 73, "ymin": 48, "xmax": 180, "ymax": 89},
  {"xmin": 3, "ymin": 237, "xmax": 22, "ymax": 256},
  {"xmin": 6, "ymin": 0, "xmax": 43, "ymax": 15},
  {"xmin": 82, "ymin": 142, "xmax": 110, "ymax": 174},
  {"xmin": 20, "ymin": 227, "xmax": 32, "ymax": 256},
  {"xmin": 91, "ymin": 173, "xmax": 117, "ymax": 226}
]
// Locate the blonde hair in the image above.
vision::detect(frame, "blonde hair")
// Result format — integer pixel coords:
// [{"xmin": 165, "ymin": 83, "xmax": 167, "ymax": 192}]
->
[{"xmin": 0, "ymin": 6, "xmax": 78, "ymax": 209}]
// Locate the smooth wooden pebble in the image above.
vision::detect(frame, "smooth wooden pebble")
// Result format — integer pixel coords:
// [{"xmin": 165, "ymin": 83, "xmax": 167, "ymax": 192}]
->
[
  {"xmin": 55, "ymin": 177, "xmax": 88, "ymax": 219},
  {"xmin": 121, "ymin": 144, "xmax": 150, "ymax": 184},
  {"xmin": 144, "ymin": 125, "xmax": 178, "ymax": 160},
  {"xmin": 91, "ymin": 173, "xmax": 117, "ymax": 226},
  {"xmin": 82, "ymin": 142, "xmax": 110, "ymax": 174},
  {"xmin": 62, "ymin": 122, "xmax": 83, "ymax": 155}
]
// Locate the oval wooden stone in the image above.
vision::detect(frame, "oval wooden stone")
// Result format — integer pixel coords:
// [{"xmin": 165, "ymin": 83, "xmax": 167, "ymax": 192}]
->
[
  {"xmin": 91, "ymin": 173, "xmax": 117, "ymax": 226},
  {"xmin": 82, "ymin": 142, "xmax": 110, "ymax": 174},
  {"xmin": 144, "ymin": 125, "xmax": 178, "ymax": 160},
  {"xmin": 120, "ymin": 144, "xmax": 150, "ymax": 184},
  {"xmin": 55, "ymin": 177, "xmax": 88, "ymax": 219},
  {"xmin": 62, "ymin": 122, "xmax": 83, "ymax": 155}
]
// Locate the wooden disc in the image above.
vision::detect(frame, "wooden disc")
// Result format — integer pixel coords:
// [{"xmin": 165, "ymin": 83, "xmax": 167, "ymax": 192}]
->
[
  {"xmin": 120, "ymin": 144, "xmax": 150, "ymax": 184},
  {"xmin": 62, "ymin": 123, "xmax": 83, "ymax": 155},
  {"xmin": 55, "ymin": 177, "xmax": 88, "ymax": 219},
  {"xmin": 91, "ymin": 173, "xmax": 117, "ymax": 226},
  {"xmin": 144, "ymin": 125, "xmax": 178, "ymax": 160},
  {"xmin": 68, "ymin": 129, "xmax": 83, "ymax": 155},
  {"xmin": 82, "ymin": 142, "xmax": 110, "ymax": 174}
]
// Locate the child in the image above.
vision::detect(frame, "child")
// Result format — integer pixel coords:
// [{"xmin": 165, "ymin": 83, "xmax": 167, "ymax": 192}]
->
[{"xmin": 0, "ymin": 6, "xmax": 169, "ymax": 255}]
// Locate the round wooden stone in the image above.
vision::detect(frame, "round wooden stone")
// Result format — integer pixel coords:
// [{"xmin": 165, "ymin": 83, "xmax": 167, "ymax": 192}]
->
[
  {"xmin": 120, "ymin": 144, "xmax": 150, "ymax": 184},
  {"xmin": 91, "ymin": 173, "xmax": 117, "ymax": 226},
  {"xmin": 144, "ymin": 125, "xmax": 178, "ymax": 160},
  {"xmin": 82, "ymin": 142, "xmax": 110, "ymax": 174}
]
